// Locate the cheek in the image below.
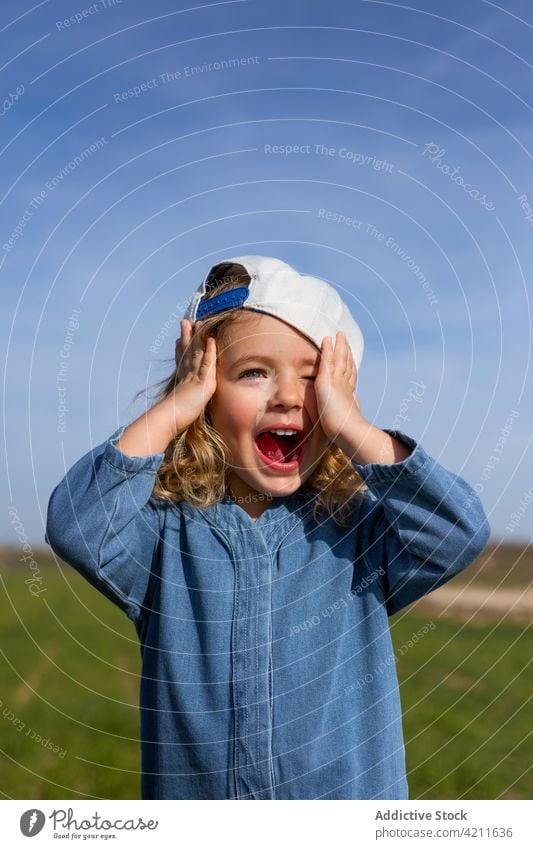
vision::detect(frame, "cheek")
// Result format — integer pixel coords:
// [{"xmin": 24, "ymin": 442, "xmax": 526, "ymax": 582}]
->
[
  {"xmin": 303, "ymin": 388, "xmax": 328, "ymax": 443},
  {"xmin": 233, "ymin": 382, "xmax": 270, "ymax": 413},
  {"xmin": 236, "ymin": 393, "xmax": 266, "ymax": 432},
  {"xmin": 304, "ymin": 383, "xmax": 319, "ymax": 420},
  {"xmin": 208, "ymin": 390, "xmax": 231, "ymax": 435},
  {"xmin": 211, "ymin": 385, "xmax": 264, "ymax": 435}
]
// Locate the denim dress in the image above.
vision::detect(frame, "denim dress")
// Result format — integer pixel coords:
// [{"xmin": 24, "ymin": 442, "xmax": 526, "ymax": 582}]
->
[{"xmin": 45, "ymin": 427, "xmax": 490, "ymax": 800}]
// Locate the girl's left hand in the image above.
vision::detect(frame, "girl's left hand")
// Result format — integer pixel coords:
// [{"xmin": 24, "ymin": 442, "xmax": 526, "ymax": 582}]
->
[{"xmin": 314, "ymin": 331, "xmax": 364, "ymax": 443}]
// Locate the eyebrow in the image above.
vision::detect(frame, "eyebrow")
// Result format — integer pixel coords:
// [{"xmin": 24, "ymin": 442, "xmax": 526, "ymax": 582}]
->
[{"xmin": 230, "ymin": 354, "xmax": 318, "ymax": 368}]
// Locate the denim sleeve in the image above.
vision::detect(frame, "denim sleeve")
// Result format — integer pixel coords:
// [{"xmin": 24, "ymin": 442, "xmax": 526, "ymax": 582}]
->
[
  {"xmin": 352, "ymin": 428, "xmax": 491, "ymax": 617},
  {"xmin": 45, "ymin": 426, "xmax": 165, "ymax": 623}
]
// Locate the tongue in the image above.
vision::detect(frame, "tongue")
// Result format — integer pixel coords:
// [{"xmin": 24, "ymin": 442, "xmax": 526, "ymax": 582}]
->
[{"xmin": 256, "ymin": 432, "xmax": 298, "ymax": 463}]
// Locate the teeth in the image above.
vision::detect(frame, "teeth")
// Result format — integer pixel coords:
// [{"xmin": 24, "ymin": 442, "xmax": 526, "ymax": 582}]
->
[{"xmin": 269, "ymin": 429, "xmax": 298, "ymax": 436}]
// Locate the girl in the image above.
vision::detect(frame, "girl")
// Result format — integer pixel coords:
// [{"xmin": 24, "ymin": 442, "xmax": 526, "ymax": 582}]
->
[{"xmin": 46, "ymin": 256, "xmax": 490, "ymax": 800}]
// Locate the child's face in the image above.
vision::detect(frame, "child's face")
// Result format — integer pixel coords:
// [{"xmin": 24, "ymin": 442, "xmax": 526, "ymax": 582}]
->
[{"xmin": 209, "ymin": 312, "xmax": 331, "ymax": 516}]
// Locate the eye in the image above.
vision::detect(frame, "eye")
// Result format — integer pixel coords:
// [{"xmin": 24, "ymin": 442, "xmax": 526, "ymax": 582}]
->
[
  {"xmin": 238, "ymin": 369, "xmax": 316, "ymax": 380},
  {"xmin": 238, "ymin": 369, "xmax": 265, "ymax": 378}
]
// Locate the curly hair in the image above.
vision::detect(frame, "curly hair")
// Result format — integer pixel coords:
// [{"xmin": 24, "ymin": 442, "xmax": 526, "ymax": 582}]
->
[{"xmin": 149, "ymin": 267, "xmax": 368, "ymax": 527}]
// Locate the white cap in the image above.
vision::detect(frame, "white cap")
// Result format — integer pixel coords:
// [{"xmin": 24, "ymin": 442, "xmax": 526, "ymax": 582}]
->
[{"xmin": 184, "ymin": 256, "xmax": 364, "ymax": 372}]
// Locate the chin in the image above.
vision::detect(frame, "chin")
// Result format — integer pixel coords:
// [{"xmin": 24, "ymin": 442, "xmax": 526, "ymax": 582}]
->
[{"xmin": 260, "ymin": 478, "xmax": 305, "ymax": 498}]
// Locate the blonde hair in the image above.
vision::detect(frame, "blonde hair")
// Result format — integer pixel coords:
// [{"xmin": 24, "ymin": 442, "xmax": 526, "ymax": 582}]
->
[{"xmin": 150, "ymin": 269, "xmax": 368, "ymax": 527}]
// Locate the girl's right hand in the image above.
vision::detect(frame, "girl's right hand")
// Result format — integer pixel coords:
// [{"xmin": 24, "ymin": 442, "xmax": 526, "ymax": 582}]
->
[
  {"xmin": 115, "ymin": 320, "xmax": 217, "ymax": 457},
  {"xmin": 165, "ymin": 319, "xmax": 217, "ymax": 433}
]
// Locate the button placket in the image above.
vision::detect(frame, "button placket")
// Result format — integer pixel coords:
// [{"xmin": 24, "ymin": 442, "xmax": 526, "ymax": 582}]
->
[
  {"xmin": 230, "ymin": 528, "xmax": 275, "ymax": 800},
  {"xmin": 195, "ymin": 500, "xmax": 305, "ymax": 800}
]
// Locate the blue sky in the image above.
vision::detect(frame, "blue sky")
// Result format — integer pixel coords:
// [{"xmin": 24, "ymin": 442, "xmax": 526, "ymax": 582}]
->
[{"xmin": 1, "ymin": 0, "xmax": 532, "ymax": 543}]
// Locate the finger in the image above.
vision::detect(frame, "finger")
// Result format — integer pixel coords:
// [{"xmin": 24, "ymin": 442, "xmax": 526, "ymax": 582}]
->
[
  {"xmin": 176, "ymin": 346, "xmax": 189, "ymax": 377},
  {"xmin": 342, "ymin": 334, "xmax": 356, "ymax": 374},
  {"xmin": 320, "ymin": 338, "xmax": 335, "ymax": 379},
  {"xmin": 190, "ymin": 331, "xmax": 213, "ymax": 369},
  {"xmin": 191, "ymin": 342, "xmax": 205, "ymax": 364},
  {"xmin": 190, "ymin": 324, "xmax": 207, "ymax": 350},
  {"xmin": 341, "ymin": 334, "xmax": 351, "ymax": 371},
  {"xmin": 177, "ymin": 321, "xmax": 196, "ymax": 370},
  {"xmin": 346, "ymin": 345, "xmax": 355, "ymax": 374},
  {"xmin": 321, "ymin": 335, "xmax": 333, "ymax": 356},
  {"xmin": 334, "ymin": 331, "xmax": 348, "ymax": 354},
  {"xmin": 178, "ymin": 320, "xmax": 192, "ymax": 350},
  {"xmin": 176, "ymin": 324, "xmax": 189, "ymax": 353},
  {"xmin": 200, "ymin": 337, "xmax": 217, "ymax": 366},
  {"xmin": 332, "ymin": 332, "xmax": 349, "ymax": 373}
]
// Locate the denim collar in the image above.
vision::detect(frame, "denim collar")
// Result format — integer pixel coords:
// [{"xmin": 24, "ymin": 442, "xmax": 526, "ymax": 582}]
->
[{"xmin": 180, "ymin": 488, "xmax": 314, "ymax": 544}]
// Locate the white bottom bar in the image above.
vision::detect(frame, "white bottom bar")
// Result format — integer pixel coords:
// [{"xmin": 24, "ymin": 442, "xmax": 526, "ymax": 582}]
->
[{"xmin": 1, "ymin": 799, "xmax": 532, "ymax": 848}]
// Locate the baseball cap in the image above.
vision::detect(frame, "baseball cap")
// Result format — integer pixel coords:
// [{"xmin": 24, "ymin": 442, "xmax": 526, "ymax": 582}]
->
[{"xmin": 183, "ymin": 256, "xmax": 364, "ymax": 372}]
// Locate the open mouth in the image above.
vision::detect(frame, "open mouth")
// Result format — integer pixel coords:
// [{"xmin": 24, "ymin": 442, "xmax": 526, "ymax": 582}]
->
[{"xmin": 254, "ymin": 429, "xmax": 306, "ymax": 470}]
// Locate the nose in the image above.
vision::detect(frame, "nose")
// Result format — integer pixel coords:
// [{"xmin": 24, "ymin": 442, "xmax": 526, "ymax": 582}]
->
[{"xmin": 267, "ymin": 370, "xmax": 303, "ymax": 409}]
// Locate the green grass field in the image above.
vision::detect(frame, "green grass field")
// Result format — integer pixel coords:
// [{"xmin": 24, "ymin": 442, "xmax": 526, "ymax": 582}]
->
[{"xmin": 0, "ymin": 546, "xmax": 531, "ymax": 800}]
